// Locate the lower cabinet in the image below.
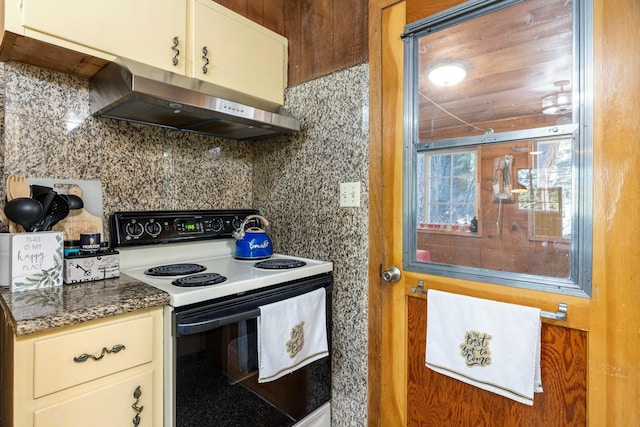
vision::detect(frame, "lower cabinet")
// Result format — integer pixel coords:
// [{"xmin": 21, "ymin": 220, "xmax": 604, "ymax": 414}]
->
[
  {"xmin": 8, "ymin": 308, "xmax": 164, "ymax": 427},
  {"xmin": 33, "ymin": 370, "xmax": 153, "ymax": 426}
]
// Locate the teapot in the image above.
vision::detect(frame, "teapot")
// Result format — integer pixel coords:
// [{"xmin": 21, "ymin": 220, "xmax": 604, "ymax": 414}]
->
[{"xmin": 232, "ymin": 214, "xmax": 273, "ymax": 259}]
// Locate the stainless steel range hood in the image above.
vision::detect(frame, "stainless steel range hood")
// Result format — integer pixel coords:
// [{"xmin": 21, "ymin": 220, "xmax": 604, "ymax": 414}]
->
[{"xmin": 90, "ymin": 58, "xmax": 300, "ymax": 140}]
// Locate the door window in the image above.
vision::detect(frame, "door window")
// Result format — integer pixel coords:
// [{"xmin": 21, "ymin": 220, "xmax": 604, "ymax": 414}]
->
[{"xmin": 402, "ymin": 0, "xmax": 593, "ymax": 296}]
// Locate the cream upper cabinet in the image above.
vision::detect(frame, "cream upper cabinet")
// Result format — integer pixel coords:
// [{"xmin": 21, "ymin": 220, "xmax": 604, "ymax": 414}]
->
[
  {"xmin": 9, "ymin": 308, "xmax": 164, "ymax": 427},
  {"xmin": 188, "ymin": 0, "xmax": 287, "ymax": 105},
  {"xmin": 18, "ymin": 0, "xmax": 187, "ymax": 74},
  {"xmin": 2, "ymin": 0, "xmax": 287, "ymax": 104}
]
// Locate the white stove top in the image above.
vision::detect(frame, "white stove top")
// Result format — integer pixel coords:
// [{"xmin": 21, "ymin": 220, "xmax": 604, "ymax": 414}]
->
[{"xmin": 118, "ymin": 239, "xmax": 333, "ymax": 307}]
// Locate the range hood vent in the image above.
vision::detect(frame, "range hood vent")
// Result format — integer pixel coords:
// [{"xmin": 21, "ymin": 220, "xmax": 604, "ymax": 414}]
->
[{"xmin": 90, "ymin": 58, "xmax": 300, "ymax": 140}]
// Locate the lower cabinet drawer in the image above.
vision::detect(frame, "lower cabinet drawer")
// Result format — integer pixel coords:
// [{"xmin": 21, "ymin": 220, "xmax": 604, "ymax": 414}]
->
[
  {"xmin": 33, "ymin": 315, "xmax": 154, "ymax": 398},
  {"xmin": 33, "ymin": 369, "xmax": 154, "ymax": 427}
]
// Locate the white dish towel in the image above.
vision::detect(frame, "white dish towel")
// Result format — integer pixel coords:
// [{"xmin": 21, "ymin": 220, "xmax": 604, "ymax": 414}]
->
[
  {"xmin": 425, "ymin": 289, "xmax": 543, "ymax": 405},
  {"xmin": 258, "ymin": 287, "xmax": 329, "ymax": 383}
]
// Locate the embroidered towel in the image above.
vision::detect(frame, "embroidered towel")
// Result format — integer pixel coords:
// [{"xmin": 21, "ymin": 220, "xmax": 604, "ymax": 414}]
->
[
  {"xmin": 258, "ymin": 287, "xmax": 329, "ymax": 383},
  {"xmin": 425, "ymin": 289, "xmax": 543, "ymax": 405}
]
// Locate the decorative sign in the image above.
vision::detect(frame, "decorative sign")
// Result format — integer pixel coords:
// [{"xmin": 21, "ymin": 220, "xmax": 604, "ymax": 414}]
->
[{"xmin": 11, "ymin": 232, "xmax": 64, "ymax": 291}]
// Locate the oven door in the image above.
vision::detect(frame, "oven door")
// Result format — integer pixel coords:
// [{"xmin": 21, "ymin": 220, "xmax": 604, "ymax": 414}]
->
[{"xmin": 172, "ymin": 274, "xmax": 332, "ymax": 427}]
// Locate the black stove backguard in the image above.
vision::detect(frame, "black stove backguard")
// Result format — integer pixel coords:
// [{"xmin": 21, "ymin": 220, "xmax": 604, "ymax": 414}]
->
[{"xmin": 110, "ymin": 209, "xmax": 259, "ymax": 247}]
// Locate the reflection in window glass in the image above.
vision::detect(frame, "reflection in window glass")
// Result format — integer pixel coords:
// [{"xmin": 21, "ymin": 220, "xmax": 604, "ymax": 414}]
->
[
  {"xmin": 415, "ymin": 137, "xmax": 572, "ymax": 279},
  {"xmin": 418, "ymin": 150, "xmax": 477, "ymax": 230},
  {"xmin": 516, "ymin": 138, "xmax": 572, "ymax": 238},
  {"xmin": 416, "ymin": 0, "xmax": 574, "ymax": 144}
]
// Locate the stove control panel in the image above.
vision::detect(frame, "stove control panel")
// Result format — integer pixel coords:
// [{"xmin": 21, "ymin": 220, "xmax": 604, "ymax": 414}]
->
[{"xmin": 110, "ymin": 210, "xmax": 259, "ymax": 247}]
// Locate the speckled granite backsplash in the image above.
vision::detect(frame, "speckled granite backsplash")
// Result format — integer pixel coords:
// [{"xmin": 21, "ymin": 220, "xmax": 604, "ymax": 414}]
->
[
  {"xmin": 0, "ymin": 61, "xmax": 369, "ymax": 426},
  {"xmin": 0, "ymin": 62, "xmax": 255, "ymax": 226},
  {"xmin": 254, "ymin": 64, "xmax": 370, "ymax": 426}
]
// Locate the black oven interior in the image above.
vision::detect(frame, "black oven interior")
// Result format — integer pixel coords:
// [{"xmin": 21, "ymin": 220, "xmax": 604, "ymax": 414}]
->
[{"xmin": 173, "ymin": 275, "xmax": 333, "ymax": 427}]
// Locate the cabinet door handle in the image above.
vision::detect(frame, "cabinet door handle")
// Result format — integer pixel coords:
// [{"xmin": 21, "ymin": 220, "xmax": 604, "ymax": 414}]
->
[
  {"xmin": 202, "ymin": 46, "xmax": 209, "ymax": 74},
  {"xmin": 172, "ymin": 36, "xmax": 180, "ymax": 66},
  {"xmin": 73, "ymin": 344, "xmax": 126, "ymax": 362},
  {"xmin": 132, "ymin": 385, "xmax": 144, "ymax": 426}
]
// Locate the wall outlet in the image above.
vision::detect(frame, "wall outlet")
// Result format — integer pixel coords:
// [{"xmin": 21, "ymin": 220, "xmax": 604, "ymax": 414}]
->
[{"xmin": 340, "ymin": 182, "xmax": 361, "ymax": 207}]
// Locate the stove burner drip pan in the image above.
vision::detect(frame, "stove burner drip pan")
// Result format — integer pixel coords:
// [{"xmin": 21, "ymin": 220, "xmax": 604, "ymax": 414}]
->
[
  {"xmin": 172, "ymin": 273, "xmax": 227, "ymax": 287},
  {"xmin": 145, "ymin": 263, "xmax": 207, "ymax": 276},
  {"xmin": 253, "ymin": 259, "xmax": 307, "ymax": 270}
]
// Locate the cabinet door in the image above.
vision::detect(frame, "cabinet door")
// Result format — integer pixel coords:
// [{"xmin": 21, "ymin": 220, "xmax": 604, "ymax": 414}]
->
[
  {"xmin": 33, "ymin": 369, "xmax": 154, "ymax": 427},
  {"xmin": 189, "ymin": 0, "xmax": 287, "ymax": 105},
  {"xmin": 21, "ymin": 0, "xmax": 186, "ymax": 74}
]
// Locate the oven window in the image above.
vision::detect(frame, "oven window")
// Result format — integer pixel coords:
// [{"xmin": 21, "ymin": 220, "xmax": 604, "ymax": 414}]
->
[{"xmin": 175, "ymin": 317, "xmax": 331, "ymax": 426}]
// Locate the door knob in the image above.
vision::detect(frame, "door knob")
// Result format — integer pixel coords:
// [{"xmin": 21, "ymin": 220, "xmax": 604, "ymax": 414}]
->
[{"xmin": 382, "ymin": 266, "xmax": 401, "ymax": 283}]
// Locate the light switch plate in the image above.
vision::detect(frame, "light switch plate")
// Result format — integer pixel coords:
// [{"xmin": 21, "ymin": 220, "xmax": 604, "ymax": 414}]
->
[{"xmin": 339, "ymin": 182, "xmax": 361, "ymax": 207}]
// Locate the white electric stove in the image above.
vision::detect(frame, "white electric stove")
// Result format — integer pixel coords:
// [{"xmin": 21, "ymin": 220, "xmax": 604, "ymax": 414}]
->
[
  {"xmin": 111, "ymin": 210, "xmax": 334, "ymax": 427},
  {"xmin": 118, "ymin": 239, "xmax": 332, "ymax": 307},
  {"xmin": 112, "ymin": 210, "xmax": 332, "ymax": 306}
]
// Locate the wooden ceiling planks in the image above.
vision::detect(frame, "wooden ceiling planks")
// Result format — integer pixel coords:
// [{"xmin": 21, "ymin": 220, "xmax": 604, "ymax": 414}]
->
[{"xmin": 415, "ymin": 0, "xmax": 573, "ymax": 141}]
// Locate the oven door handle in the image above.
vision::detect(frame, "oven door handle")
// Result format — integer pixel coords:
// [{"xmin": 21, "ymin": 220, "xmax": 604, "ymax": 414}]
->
[{"xmin": 176, "ymin": 308, "xmax": 260, "ymax": 336}]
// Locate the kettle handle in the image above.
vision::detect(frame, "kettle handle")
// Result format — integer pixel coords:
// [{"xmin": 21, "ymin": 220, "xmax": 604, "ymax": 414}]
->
[
  {"xmin": 240, "ymin": 214, "xmax": 269, "ymax": 229},
  {"xmin": 233, "ymin": 214, "xmax": 269, "ymax": 240}
]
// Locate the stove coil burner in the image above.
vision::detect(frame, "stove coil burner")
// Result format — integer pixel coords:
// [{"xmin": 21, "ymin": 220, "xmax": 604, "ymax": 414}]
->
[
  {"xmin": 172, "ymin": 273, "xmax": 227, "ymax": 287},
  {"xmin": 254, "ymin": 259, "xmax": 307, "ymax": 270},
  {"xmin": 144, "ymin": 263, "xmax": 206, "ymax": 277}
]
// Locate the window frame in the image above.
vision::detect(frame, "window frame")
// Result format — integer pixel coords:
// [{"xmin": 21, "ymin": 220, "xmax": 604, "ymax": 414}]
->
[{"xmin": 401, "ymin": 0, "xmax": 593, "ymax": 297}]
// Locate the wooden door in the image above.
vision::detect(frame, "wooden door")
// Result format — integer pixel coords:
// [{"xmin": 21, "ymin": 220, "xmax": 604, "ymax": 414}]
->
[{"xmin": 368, "ymin": 1, "xmax": 589, "ymax": 425}]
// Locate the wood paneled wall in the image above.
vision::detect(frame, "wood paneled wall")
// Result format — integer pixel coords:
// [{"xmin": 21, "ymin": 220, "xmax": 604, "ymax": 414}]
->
[
  {"xmin": 212, "ymin": 0, "xmax": 286, "ymax": 35},
  {"xmin": 213, "ymin": 0, "xmax": 368, "ymax": 86},
  {"xmin": 406, "ymin": 0, "xmax": 466, "ymax": 24}
]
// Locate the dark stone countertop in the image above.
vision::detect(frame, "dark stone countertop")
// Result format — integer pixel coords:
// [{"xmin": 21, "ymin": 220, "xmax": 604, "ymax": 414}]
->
[{"xmin": 0, "ymin": 274, "xmax": 169, "ymax": 337}]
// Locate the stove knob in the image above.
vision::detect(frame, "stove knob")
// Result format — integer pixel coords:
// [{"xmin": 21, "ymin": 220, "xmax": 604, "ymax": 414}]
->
[
  {"xmin": 125, "ymin": 220, "xmax": 144, "ymax": 238},
  {"xmin": 145, "ymin": 220, "xmax": 162, "ymax": 237},
  {"xmin": 231, "ymin": 217, "xmax": 242, "ymax": 229},
  {"xmin": 211, "ymin": 218, "xmax": 223, "ymax": 233}
]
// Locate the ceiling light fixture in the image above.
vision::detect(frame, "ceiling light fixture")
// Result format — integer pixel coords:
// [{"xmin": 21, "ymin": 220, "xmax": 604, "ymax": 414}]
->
[
  {"xmin": 541, "ymin": 80, "xmax": 572, "ymax": 115},
  {"xmin": 428, "ymin": 64, "xmax": 467, "ymax": 87}
]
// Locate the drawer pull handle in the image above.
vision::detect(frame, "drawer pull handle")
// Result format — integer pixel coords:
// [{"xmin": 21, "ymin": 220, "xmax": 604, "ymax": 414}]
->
[
  {"xmin": 73, "ymin": 344, "xmax": 126, "ymax": 363},
  {"xmin": 172, "ymin": 36, "xmax": 180, "ymax": 66},
  {"xmin": 132, "ymin": 385, "xmax": 144, "ymax": 426}
]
